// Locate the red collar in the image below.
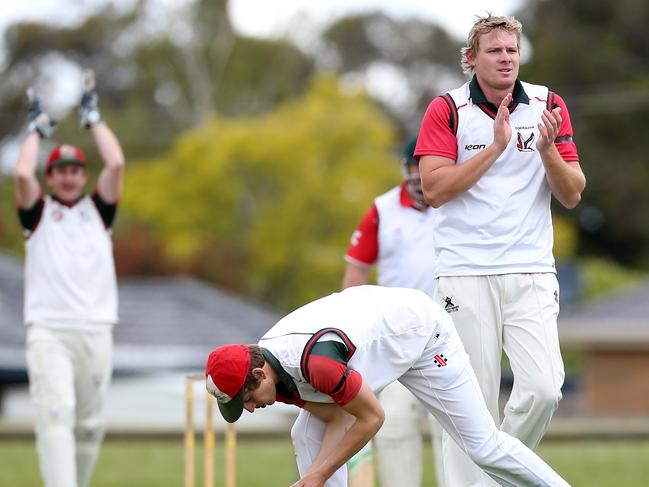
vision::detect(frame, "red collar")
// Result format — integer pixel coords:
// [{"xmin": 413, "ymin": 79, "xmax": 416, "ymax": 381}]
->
[{"xmin": 399, "ymin": 183, "xmax": 428, "ymax": 211}]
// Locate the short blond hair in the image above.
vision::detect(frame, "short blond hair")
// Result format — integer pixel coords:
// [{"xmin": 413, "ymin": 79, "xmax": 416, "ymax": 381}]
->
[{"xmin": 460, "ymin": 14, "xmax": 522, "ymax": 75}]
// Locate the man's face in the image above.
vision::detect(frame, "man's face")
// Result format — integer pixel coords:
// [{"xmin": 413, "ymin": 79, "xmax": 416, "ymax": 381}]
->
[
  {"xmin": 468, "ymin": 29, "xmax": 519, "ymax": 91},
  {"xmin": 242, "ymin": 370, "xmax": 277, "ymax": 413},
  {"xmin": 45, "ymin": 164, "xmax": 88, "ymax": 204}
]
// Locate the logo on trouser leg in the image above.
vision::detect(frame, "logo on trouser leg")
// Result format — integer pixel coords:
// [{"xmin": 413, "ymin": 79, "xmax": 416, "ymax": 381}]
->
[
  {"xmin": 444, "ymin": 296, "xmax": 459, "ymax": 313},
  {"xmin": 434, "ymin": 354, "xmax": 447, "ymax": 367}
]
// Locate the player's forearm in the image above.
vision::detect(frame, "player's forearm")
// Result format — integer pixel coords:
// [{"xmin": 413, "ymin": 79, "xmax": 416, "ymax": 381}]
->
[
  {"xmin": 421, "ymin": 145, "xmax": 502, "ymax": 207},
  {"xmin": 342, "ymin": 264, "xmax": 370, "ymax": 289},
  {"xmin": 92, "ymin": 123, "xmax": 125, "ymax": 202},
  {"xmin": 15, "ymin": 132, "xmax": 40, "ymax": 178},
  {"xmin": 91, "ymin": 123, "xmax": 125, "ymax": 171},
  {"xmin": 541, "ymin": 146, "xmax": 585, "ymax": 209},
  {"xmin": 305, "ymin": 411, "xmax": 354, "ymax": 475},
  {"xmin": 309, "ymin": 412, "xmax": 382, "ymax": 481},
  {"xmin": 15, "ymin": 132, "xmax": 41, "ymax": 208}
]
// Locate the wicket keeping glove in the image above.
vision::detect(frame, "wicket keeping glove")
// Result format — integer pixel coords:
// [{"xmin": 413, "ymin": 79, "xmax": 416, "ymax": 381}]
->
[
  {"xmin": 26, "ymin": 88, "xmax": 56, "ymax": 138},
  {"xmin": 78, "ymin": 69, "xmax": 101, "ymax": 128}
]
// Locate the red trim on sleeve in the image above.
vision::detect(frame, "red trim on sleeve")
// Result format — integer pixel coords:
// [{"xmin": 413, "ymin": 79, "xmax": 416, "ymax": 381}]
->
[
  {"xmin": 306, "ymin": 355, "xmax": 362, "ymax": 406},
  {"xmin": 275, "ymin": 393, "xmax": 306, "ymax": 408},
  {"xmin": 440, "ymin": 94, "xmax": 458, "ymax": 135},
  {"xmin": 551, "ymin": 93, "xmax": 580, "ymax": 162},
  {"xmin": 335, "ymin": 369, "xmax": 362, "ymax": 406},
  {"xmin": 415, "ymin": 96, "xmax": 458, "ymax": 161},
  {"xmin": 345, "ymin": 204, "xmax": 379, "ymax": 266},
  {"xmin": 301, "ymin": 328, "xmax": 357, "ymax": 382}
]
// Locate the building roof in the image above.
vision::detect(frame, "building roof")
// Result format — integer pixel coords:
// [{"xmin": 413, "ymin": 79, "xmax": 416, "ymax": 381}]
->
[
  {"xmin": 0, "ymin": 252, "xmax": 280, "ymax": 373},
  {"xmin": 559, "ymin": 279, "xmax": 649, "ymax": 350}
]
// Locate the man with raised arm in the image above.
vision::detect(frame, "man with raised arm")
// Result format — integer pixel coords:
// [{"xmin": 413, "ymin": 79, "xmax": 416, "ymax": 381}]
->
[{"xmin": 14, "ymin": 75, "xmax": 125, "ymax": 487}]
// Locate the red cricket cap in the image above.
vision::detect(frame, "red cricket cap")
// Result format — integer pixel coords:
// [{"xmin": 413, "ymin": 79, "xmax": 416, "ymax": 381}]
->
[
  {"xmin": 205, "ymin": 344, "xmax": 250, "ymax": 423},
  {"xmin": 46, "ymin": 144, "xmax": 87, "ymax": 173}
]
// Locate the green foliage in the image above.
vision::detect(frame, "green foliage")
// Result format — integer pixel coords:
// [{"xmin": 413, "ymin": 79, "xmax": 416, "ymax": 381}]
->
[
  {"xmin": 579, "ymin": 257, "xmax": 646, "ymax": 299},
  {"xmin": 0, "ymin": 179, "xmax": 24, "ymax": 253},
  {"xmin": 553, "ymin": 214, "xmax": 579, "ymax": 263},
  {"xmin": 121, "ymin": 76, "xmax": 399, "ymax": 310},
  {"xmin": 520, "ymin": 0, "xmax": 649, "ymax": 268},
  {"xmin": 0, "ymin": 0, "xmax": 314, "ymax": 161},
  {"xmin": 322, "ymin": 12, "xmax": 464, "ymax": 123}
]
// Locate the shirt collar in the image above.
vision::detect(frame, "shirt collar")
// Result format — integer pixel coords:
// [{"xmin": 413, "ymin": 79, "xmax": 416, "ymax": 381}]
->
[
  {"xmin": 399, "ymin": 183, "xmax": 428, "ymax": 212},
  {"xmin": 469, "ymin": 74, "xmax": 529, "ymax": 106},
  {"xmin": 262, "ymin": 348, "xmax": 298, "ymax": 396},
  {"xmin": 50, "ymin": 193, "xmax": 86, "ymax": 208}
]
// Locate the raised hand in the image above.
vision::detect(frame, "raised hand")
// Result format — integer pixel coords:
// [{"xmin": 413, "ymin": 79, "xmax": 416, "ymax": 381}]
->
[
  {"xmin": 26, "ymin": 87, "xmax": 56, "ymax": 138},
  {"xmin": 493, "ymin": 92, "xmax": 512, "ymax": 152},
  {"xmin": 78, "ymin": 69, "xmax": 102, "ymax": 128},
  {"xmin": 536, "ymin": 107, "xmax": 561, "ymax": 152}
]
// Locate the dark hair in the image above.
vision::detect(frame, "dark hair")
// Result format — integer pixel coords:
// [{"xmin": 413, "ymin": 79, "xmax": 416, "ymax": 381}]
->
[{"xmin": 244, "ymin": 344, "xmax": 265, "ymax": 392}]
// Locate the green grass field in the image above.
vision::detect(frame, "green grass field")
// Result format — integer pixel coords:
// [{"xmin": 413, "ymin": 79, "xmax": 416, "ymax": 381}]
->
[{"xmin": 1, "ymin": 437, "xmax": 648, "ymax": 486}]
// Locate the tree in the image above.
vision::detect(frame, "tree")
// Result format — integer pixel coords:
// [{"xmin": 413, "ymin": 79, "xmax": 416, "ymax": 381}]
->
[
  {"xmin": 321, "ymin": 12, "xmax": 465, "ymax": 131},
  {"xmin": 121, "ymin": 76, "xmax": 401, "ymax": 310},
  {"xmin": 0, "ymin": 0, "xmax": 314, "ymax": 160},
  {"xmin": 519, "ymin": 0, "xmax": 649, "ymax": 267},
  {"xmin": 0, "ymin": 0, "xmax": 315, "ymax": 257}
]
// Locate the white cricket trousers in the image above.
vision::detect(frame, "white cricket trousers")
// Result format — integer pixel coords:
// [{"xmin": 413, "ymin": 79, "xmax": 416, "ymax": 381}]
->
[
  {"xmin": 436, "ymin": 274, "xmax": 565, "ymax": 487},
  {"xmin": 290, "ymin": 320, "xmax": 569, "ymax": 487},
  {"xmin": 373, "ymin": 381, "xmax": 446, "ymax": 487},
  {"xmin": 26, "ymin": 325, "xmax": 113, "ymax": 487}
]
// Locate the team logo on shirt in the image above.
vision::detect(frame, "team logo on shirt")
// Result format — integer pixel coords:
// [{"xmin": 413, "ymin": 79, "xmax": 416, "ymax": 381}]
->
[
  {"xmin": 443, "ymin": 296, "xmax": 459, "ymax": 313},
  {"xmin": 51, "ymin": 210, "xmax": 63, "ymax": 221},
  {"xmin": 465, "ymin": 143, "xmax": 486, "ymax": 151},
  {"xmin": 350, "ymin": 230, "xmax": 362, "ymax": 246},
  {"xmin": 434, "ymin": 354, "xmax": 448, "ymax": 367},
  {"xmin": 516, "ymin": 131, "xmax": 535, "ymax": 152}
]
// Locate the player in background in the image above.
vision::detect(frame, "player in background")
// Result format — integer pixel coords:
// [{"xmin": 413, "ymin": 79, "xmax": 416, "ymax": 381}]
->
[
  {"xmin": 205, "ymin": 285, "xmax": 571, "ymax": 487},
  {"xmin": 343, "ymin": 138, "xmax": 444, "ymax": 487},
  {"xmin": 415, "ymin": 14, "xmax": 586, "ymax": 486},
  {"xmin": 14, "ymin": 72, "xmax": 125, "ymax": 487}
]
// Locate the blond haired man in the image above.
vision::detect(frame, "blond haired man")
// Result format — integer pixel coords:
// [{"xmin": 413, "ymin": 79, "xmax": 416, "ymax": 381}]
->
[{"xmin": 415, "ymin": 14, "xmax": 585, "ymax": 486}]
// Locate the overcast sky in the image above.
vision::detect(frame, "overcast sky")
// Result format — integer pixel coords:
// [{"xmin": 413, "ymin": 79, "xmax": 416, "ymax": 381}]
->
[
  {"xmin": 229, "ymin": 0, "xmax": 524, "ymax": 40},
  {"xmin": 0, "ymin": 0, "xmax": 524, "ymax": 43}
]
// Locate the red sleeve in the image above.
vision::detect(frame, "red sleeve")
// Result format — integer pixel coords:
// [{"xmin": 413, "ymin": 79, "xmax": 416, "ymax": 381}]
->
[
  {"xmin": 551, "ymin": 93, "xmax": 580, "ymax": 162},
  {"xmin": 307, "ymin": 355, "xmax": 362, "ymax": 406},
  {"xmin": 344, "ymin": 204, "xmax": 379, "ymax": 266},
  {"xmin": 275, "ymin": 393, "xmax": 306, "ymax": 408},
  {"xmin": 415, "ymin": 96, "xmax": 458, "ymax": 161}
]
